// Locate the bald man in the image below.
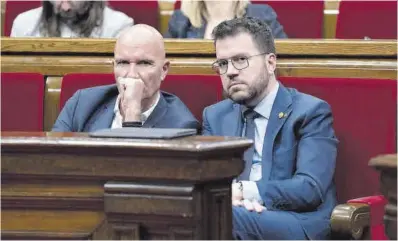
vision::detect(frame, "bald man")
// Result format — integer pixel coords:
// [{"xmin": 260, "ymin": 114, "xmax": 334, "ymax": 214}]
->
[{"xmin": 52, "ymin": 24, "xmax": 199, "ymax": 132}]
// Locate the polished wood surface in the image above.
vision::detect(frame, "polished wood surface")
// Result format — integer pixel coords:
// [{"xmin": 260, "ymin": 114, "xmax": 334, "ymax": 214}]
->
[
  {"xmin": 2, "ymin": 38, "xmax": 396, "ymax": 56},
  {"xmin": 369, "ymin": 154, "xmax": 397, "ymax": 240},
  {"xmin": 1, "ymin": 132, "xmax": 251, "ymax": 240}
]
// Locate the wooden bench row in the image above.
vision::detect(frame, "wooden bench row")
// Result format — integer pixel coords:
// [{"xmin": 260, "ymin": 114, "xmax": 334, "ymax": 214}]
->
[{"xmin": 1, "ymin": 38, "xmax": 397, "ymax": 131}]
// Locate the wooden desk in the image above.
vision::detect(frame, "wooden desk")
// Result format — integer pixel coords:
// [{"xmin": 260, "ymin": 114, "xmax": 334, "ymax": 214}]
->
[{"xmin": 1, "ymin": 132, "xmax": 252, "ymax": 240}]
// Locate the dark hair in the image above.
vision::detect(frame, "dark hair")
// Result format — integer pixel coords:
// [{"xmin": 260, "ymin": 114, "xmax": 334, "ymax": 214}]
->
[
  {"xmin": 212, "ymin": 17, "xmax": 276, "ymax": 54},
  {"xmin": 39, "ymin": 1, "xmax": 106, "ymax": 37}
]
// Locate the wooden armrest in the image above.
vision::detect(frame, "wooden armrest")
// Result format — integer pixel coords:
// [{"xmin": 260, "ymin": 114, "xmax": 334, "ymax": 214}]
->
[{"xmin": 331, "ymin": 203, "xmax": 370, "ymax": 239}]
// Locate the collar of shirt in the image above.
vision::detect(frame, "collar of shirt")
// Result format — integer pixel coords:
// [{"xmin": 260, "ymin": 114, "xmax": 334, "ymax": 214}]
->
[
  {"xmin": 242, "ymin": 81, "xmax": 279, "ymax": 120},
  {"xmin": 113, "ymin": 92, "xmax": 161, "ymax": 124}
]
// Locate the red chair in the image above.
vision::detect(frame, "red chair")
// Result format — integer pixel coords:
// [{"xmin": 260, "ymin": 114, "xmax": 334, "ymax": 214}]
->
[
  {"xmin": 162, "ymin": 74, "xmax": 223, "ymax": 122},
  {"xmin": 60, "ymin": 73, "xmax": 114, "ymax": 111},
  {"xmin": 336, "ymin": 0, "xmax": 397, "ymax": 39},
  {"xmin": 279, "ymin": 76, "xmax": 396, "ymax": 239},
  {"xmin": 174, "ymin": 0, "xmax": 324, "ymax": 38},
  {"xmin": 107, "ymin": 0, "xmax": 159, "ymax": 30},
  {"xmin": 252, "ymin": 1, "xmax": 324, "ymax": 38},
  {"xmin": 59, "ymin": 74, "xmax": 223, "ymax": 123},
  {"xmin": 3, "ymin": 0, "xmax": 41, "ymax": 36},
  {"xmin": 1, "ymin": 73, "xmax": 45, "ymax": 131}
]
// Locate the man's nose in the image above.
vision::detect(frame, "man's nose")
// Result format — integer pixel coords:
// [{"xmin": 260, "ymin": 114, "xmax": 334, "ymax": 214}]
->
[
  {"xmin": 60, "ymin": 1, "xmax": 71, "ymax": 11},
  {"xmin": 226, "ymin": 61, "xmax": 239, "ymax": 78},
  {"xmin": 127, "ymin": 63, "xmax": 139, "ymax": 78}
]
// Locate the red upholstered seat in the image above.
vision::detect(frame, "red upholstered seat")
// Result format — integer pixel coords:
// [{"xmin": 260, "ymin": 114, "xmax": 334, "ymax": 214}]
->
[
  {"xmin": 162, "ymin": 74, "xmax": 223, "ymax": 122},
  {"xmin": 3, "ymin": 0, "xmax": 41, "ymax": 36},
  {"xmin": 280, "ymin": 77, "xmax": 396, "ymax": 239},
  {"xmin": 60, "ymin": 74, "xmax": 223, "ymax": 122},
  {"xmin": 336, "ymin": 0, "xmax": 397, "ymax": 39},
  {"xmin": 279, "ymin": 77, "xmax": 397, "ymax": 203},
  {"xmin": 60, "ymin": 73, "xmax": 114, "ymax": 110},
  {"xmin": 1, "ymin": 73, "xmax": 45, "ymax": 131},
  {"xmin": 252, "ymin": 1, "xmax": 324, "ymax": 38},
  {"xmin": 108, "ymin": 0, "xmax": 159, "ymax": 30},
  {"xmin": 175, "ymin": 0, "xmax": 324, "ymax": 38}
]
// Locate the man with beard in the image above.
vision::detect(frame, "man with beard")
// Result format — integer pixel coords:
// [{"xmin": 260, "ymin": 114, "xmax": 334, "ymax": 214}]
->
[
  {"xmin": 11, "ymin": 0, "xmax": 133, "ymax": 38},
  {"xmin": 52, "ymin": 24, "xmax": 199, "ymax": 132},
  {"xmin": 202, "ymin": 17, "xmax": 338, "ymax": 240}
]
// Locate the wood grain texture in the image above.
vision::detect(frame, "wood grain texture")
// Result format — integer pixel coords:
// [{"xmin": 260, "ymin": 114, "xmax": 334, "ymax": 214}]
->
[
  {"xmin": 1, "ymin": 56, "xmax": 396, "ymax": 79},
  {"xmin": 2, "ymin": 38, "xmax": 397, "ymax": 56},
  {"xmin": 2, "ymin": 210, "xmax": 104, "ymax": 231},
  {"xmin": 44, "ymin": 76, "xmax": 63, "ymax": 131},
  {"xmin": 1, "ymin": 132, "xmax": 247, "ymax": 240}
]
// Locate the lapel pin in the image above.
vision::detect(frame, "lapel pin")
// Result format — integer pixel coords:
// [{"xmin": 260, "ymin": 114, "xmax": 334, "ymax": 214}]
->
[{"xmin": 278, "ymin": 112, "xmax": 284, "ymax": 119}]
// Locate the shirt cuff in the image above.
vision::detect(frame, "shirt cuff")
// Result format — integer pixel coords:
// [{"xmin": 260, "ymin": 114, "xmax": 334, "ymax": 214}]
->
[{"xmin": 241, "ymin": 181, "xmax": 263, "ymax": 204}]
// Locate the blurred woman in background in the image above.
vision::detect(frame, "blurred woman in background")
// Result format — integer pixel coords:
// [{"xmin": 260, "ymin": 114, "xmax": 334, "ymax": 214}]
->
[{"xmin": 166, "ymin": 0, "xmax": 287, "ymax": 39}]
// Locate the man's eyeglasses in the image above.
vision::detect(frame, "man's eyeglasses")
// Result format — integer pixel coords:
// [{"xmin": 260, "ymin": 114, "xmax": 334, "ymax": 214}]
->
[{"xmin": 212, "ymin": 53, "xmax": 270, "ymax": 75}]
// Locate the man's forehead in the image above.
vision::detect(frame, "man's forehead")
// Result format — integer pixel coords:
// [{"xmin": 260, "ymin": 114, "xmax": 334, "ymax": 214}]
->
[
  {"xmin": 215, "ymin": 32, "xmax": 256, "ymax": 58},
  {"xmin": 115, "ymin": 42, "xmax": 156, "ymax": 59}
]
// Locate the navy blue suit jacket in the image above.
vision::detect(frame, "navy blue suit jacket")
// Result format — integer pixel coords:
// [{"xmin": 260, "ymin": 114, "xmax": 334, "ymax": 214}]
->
[
  {"xmin": 52, "ymin": 84, "xmax": 199, "ymax": 132},
  {"xmin": 165, "ymin": 4, "xmax": 288, "ymax": 39},
  {"xmin": 202, "ymin": 83, "xmax": 338, "ymax": 239}
]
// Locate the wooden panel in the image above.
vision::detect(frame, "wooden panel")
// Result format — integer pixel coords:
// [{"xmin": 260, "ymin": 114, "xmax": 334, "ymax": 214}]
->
[
  {"xmin": 44, "ymin": 76, "xmax": 63, "ymax": 132},
  {"xmin": 2, "ymin": 38, "xmax": 397, "ymax": 56},
  {"xmin": 1, "ymin": 56, "xmax": 396, "ymax": 79},
  {"xmin": 2, "ymin": 132, "xmax": 248, "ymax": 240},
  {"xmin": 1, "ymin": 210, "xmax": 104, "ymax": 237},
  {"xmin": 323, "ymin": 0, "xmax": 340, "ymax": 38},
  {"xmin": 159, "ymin": 1, "xmax": 174, "ymax": 35}
]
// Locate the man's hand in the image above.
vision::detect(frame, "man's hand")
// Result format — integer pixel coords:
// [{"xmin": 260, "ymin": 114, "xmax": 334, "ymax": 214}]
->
[
  {"xmin": 232, "ymin": 182, "xmax": 244, "ymax": 206},
  {"xmin": 232, "ymin": 182, "xmax": 266, "ymax": 213},
  {"xmin": 119, "ymin": 77, "xmax": 145, "ymax": 122}
]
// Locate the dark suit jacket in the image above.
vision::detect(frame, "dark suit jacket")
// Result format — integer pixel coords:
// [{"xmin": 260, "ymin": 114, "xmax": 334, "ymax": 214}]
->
[
  {"xmin": 202, "ymin": 83, "xmax": 338, "ymax": 239},
  {"xmin": 52, "ymin": 84, "xmax": 199, "ymax": 132},
  {"xmin": 165, "ymin": 3, "xmax": 288, "ymax": 39}
]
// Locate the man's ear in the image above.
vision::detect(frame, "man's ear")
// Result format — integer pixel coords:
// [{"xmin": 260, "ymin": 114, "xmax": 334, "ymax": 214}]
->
[
  {"xmin": 266, "ymin": 53, "xmax": 277, "ymax": 74},
  {"xmin": 161, "ymin": 60, "xmax": 170, "ymax": 81}
]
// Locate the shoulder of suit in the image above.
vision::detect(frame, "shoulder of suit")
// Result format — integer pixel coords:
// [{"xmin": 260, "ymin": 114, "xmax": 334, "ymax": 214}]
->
[
  {"xmin": 203, "ymin": 99, "xmax": 235, "ymax": 113},
  {"xmin": 160, "ymin": 91, "xmax": 196, "ymax": 115},
  {"xmin": 77, "ymin": 84, "xmax": 118, "ymax": 97},
  {"xmin": 13, "ymin": 7, "xmax": 42, "ymax": 27},
  {"xmin": 102, "ymin": 6, "xmax": 134, "ymax": 28},
  {"xmin": 286, "ymin": 86, "xmax": 331, "ymax": 112}
]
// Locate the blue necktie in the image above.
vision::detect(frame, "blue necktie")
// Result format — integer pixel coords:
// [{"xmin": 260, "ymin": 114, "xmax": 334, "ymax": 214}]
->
[{"xmin": 238, "ymin": 109, "xmax": 260, "ymax": 181}]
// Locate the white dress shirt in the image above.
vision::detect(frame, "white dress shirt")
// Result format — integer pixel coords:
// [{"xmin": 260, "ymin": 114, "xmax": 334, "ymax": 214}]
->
[
  {"xmin": 111, "ymin": 93, "xmax": 160, "ymax": 129},
  {"xmin": 240, "ymin": 82, "xmax": 280, "ymax": 204}
]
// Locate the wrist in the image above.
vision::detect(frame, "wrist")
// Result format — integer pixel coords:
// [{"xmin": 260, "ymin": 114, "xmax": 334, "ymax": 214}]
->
[{"xmin": 124, "ymin": 107, "xmax": 141, "ymax": 122}]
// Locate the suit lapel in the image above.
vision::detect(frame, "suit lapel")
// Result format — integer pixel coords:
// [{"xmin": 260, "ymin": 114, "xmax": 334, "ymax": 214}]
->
[
  {"xmin": 142, "ymin": 93, "xmax": 167, "ymax": 128},
  {"xmin": 84, "ymin": 96, "xmax": 117, "ymax": 132},
  {"xmin": 222, "ymin": 103, "xmax": 243, "ymax": 137},
  {"xmin": 261, "ymin": 84, "xmax": 292, "ymax": 181}
]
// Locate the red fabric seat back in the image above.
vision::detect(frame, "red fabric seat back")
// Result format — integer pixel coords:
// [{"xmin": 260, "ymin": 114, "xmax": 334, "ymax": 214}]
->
[
  {"xmin": 60, "ymin": 73, "xmax": 114, "ymax": 110},
  {"xmin": 4, "ymin": 0, "xmax": 41, "ymax": 36},
  {"xmin": 279, "ymin": 77, "xmax": 397, "ymax": 203},
  {"xmin": 174, "ymin": 0, "xmax": 324, "ymax": 38},
  {"xmin": 162, "ymin": 75, "xmax": 223, "ymax": 122},
  {"xmin": 252, "ymin": 1, "xmax": 324, "ymax": 38},
  {"xmin": 108, "ymin": 0, "xmax": 159, "ymax": 30},
  {"xmin": 60, "ymin": 74, "xmax": 223, "ymax": 122},
  {"xmin": 336, "ymin": 1, "xmax": 397, "ymax": 39},
  {"xmin": 1, "ymin": 73, "xmax": 45, "ymax": 131}
]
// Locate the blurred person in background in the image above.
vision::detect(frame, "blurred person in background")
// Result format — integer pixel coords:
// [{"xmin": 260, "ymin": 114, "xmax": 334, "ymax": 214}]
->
[
  {"xmin": 165, "ymin": 0, "xmax": 287, "ymax": 39},
  {"xmin": 11, "ymin": 0, "xmax": 133, "ymax": 38}
]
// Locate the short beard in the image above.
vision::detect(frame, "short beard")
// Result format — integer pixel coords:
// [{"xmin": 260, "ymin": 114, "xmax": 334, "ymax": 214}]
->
[{"xmin": 227, "ymin": 75, "xmax": 269, "ymax": 107}]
